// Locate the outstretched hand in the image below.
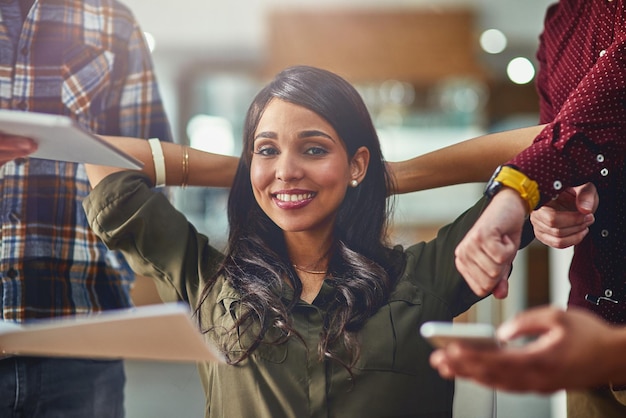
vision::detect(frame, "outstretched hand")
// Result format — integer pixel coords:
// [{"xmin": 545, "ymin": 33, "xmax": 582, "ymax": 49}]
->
[
  {"xmin": 454, "ymin": 188, "xmax": 527, "ymax": 299},
  {"xmin": 0, "ymin": 134, "xmax": 38, "ymax": 166},
  {"xmin": 530, "ymin": 183, "xmax": 598, "ymax": 248},
  {"xmin": 429, "ymin": 306, "xmax": 626, "ymax": 393}
]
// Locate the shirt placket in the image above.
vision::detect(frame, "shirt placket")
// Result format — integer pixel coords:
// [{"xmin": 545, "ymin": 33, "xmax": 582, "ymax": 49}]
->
[
  {"xmin": 297, "ymin": 302, "xmax": 329, "ymax": 418},
  {"xmin": 0, "ymin": 1, "xmax": 23, "ymax": 321}
]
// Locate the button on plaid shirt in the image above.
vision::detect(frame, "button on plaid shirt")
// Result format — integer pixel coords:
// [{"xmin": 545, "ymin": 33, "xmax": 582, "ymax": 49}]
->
[{"xmin": 0, "ymin": 0, "xmax": 172, "ymax": 322}]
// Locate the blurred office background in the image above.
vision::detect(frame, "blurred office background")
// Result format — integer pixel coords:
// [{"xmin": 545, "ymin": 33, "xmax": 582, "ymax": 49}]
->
[{"xmin": 119, "ymin": 1, "xmax": 572, "ymax": 417}]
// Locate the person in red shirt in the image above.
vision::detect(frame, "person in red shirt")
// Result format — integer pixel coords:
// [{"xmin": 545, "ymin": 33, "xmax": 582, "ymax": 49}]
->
[{"xmin": 450, "ymin": 1, "xmax": 626, "ymax": 416}]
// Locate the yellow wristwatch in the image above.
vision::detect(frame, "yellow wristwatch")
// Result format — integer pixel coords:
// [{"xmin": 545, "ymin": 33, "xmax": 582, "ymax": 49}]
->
[{"xmin": 484, "ymin": 165, "xmax": 540, "ymax": 212}]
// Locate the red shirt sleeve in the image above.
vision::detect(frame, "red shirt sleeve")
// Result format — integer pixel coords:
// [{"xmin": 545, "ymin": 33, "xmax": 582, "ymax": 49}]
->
[{"xmin": 509, "ymin": 26, "xmax": 626, "ymax": 205}]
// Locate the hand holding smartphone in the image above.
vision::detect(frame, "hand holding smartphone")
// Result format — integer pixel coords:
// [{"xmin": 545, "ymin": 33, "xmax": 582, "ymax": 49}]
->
[{"xmin": 420, "ymin": 321, "xmax": 500, "ymax": 349}]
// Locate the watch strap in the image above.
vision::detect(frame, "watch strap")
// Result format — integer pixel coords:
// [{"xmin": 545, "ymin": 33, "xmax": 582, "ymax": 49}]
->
[{"xmin": 491, "ymin": 165, "xmax": 540, "ymax": 212}]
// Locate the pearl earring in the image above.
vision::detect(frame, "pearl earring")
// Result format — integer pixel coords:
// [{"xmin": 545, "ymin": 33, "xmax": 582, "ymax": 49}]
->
[{"xmin": 350, "ymin": 179, "xmax": 358, "ymax": 187}]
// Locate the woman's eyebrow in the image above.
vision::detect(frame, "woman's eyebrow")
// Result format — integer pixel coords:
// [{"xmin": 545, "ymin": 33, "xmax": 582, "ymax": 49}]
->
[
  {"xmin": 298, "ymin": 130, "xmax": 334, "ymax": 141},
  {"xmin": 253, "ymin": 131, "xmax": 277, "ymax": 141},
  {"xmin": 253, "ymin": 129, "xmax": 335, "ymax": 142}
]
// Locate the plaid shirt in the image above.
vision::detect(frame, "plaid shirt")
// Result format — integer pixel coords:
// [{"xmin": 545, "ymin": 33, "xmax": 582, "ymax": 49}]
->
[{"xmin": 0, "ymin": 0, "xmax": 172, "ymax": 322}]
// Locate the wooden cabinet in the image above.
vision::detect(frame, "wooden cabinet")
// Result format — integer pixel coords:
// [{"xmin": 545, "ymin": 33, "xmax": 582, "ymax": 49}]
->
[{"xmin": 264, "ymin": 8, "xmax": 489, "ymax": 84}]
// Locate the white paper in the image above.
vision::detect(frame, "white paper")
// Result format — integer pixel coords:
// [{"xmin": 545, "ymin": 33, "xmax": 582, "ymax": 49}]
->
[
  {"xmin": 0, "ymin": 303, "xmax": 224, "ymax": 363},
  {"xmin": 0, "ymin": 110, "xmax": 143, "ymax": 169}
]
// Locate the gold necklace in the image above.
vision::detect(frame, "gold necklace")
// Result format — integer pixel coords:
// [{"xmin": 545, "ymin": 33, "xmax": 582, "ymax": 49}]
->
[{"xmin": 293, "ymin": 264, "xmax": 327, "ymax": 275}]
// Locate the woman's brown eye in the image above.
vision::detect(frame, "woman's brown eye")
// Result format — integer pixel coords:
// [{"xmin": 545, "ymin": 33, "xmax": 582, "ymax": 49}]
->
[{"xmin": 306, "ymin": 147, "xmax": 328, "ymax": 156}]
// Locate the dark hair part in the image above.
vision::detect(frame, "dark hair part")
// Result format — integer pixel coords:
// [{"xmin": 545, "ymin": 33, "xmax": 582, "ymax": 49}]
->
[{"xmin": 198, "ymin": 65, "xmax": 403, "ymax": 369}]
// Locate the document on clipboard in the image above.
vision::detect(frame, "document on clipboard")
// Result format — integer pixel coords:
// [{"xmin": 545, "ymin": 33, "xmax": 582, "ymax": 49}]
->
[
  {"xmin": 0, "ymin": 303, "xmax": 225, "ymax": 363},
  {"xmin": 0, "ymin": 110, "xmax": 143, "ymax": 169}
]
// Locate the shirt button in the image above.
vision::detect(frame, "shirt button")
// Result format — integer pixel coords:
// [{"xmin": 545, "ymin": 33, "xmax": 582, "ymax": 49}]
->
[
  {"xmin": 6, "ymin": 268, "xmax": 18, "ymax": 279},
  {"xmin": 601, "ymin": 229, "xmax": 609, "ymax": 238},
  {"xmin": 600, "ymin": 50, "xmax": 607, "ymax": 57},
  {"xmin": 605, "ymin": 289, "xmax": 613, "ymax": 298},
  {"xmin": 553, "ymin": 180, "xmax": 562, "ymax": 191},
  {"xmin": 600, "ymin": 168, "xmax": 609, "ymax": 176},
  {"xmin": 596, "ymin": 154, "xmax": 605, "ymax": 162},
  {"xmin": 16, "ymin": 101, "xmax": 27, "ymax": 111}
]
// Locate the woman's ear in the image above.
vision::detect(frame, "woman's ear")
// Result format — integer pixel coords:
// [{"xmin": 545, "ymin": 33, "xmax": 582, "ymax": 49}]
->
[{"xmin": 350, "ymin": 146, "xmax": 370, "ymax": 185}]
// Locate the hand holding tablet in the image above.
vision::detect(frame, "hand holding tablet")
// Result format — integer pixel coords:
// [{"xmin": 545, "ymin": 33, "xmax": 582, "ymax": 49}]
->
[
  {"xmin": 0, "ymin": 132, "xmax": 38, "ymax": 163},
  {"xmin": 0, "ymin": 110, "xmax": 143, "ymax": 169}
]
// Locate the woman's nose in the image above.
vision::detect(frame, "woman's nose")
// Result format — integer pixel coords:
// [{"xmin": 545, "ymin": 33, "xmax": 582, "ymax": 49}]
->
[{"xmin": 275, "ymin": 153, "xmax": 302, "ymax": 182}]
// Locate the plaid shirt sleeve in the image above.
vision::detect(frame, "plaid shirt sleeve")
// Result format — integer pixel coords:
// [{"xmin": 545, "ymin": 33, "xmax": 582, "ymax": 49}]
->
[{"xmin": 104, "ymin": 15, "xmax": 173, "ymax": 142}]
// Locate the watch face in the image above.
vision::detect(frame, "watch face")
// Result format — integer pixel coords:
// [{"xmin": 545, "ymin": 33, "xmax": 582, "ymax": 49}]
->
[
  {"xmin": 484, "ymin": 179, "xmax": 502, "ymax": 199},
  {"xmin": 484, "ymin": 165, "xmax": 503, "ymax": 199}
]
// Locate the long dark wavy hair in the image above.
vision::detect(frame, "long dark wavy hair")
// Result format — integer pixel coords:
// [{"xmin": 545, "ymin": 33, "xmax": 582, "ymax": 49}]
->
[{"xmin": 198, "ymin": 65, "xmax": 404, "ymax": 369}]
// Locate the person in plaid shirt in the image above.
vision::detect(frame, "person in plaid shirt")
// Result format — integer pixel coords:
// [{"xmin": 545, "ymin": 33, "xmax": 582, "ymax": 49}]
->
[{"xmin": 0, "ymin": 0, "xmax": 172, "ymax": 416}]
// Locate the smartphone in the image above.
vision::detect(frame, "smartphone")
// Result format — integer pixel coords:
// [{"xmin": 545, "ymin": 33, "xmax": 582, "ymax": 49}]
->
[{"xmin": 420, "ymin": 321, "xmax": 499, "ymax": 349}]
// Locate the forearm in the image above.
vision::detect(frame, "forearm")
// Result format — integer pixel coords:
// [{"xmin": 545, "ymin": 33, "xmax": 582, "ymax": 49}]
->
[
  {"xmin": 390, "ymin": 124, "xmax": 545, "ymax": 194},
  {"xmin": 85, "ymin": 136, "xmax": 239, "ymax": 189}
]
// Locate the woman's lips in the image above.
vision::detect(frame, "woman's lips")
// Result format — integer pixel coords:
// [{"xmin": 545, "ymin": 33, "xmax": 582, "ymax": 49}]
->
[{"xmin": 272, "ymin": 191, "xmax": 315, "ymax": 209}]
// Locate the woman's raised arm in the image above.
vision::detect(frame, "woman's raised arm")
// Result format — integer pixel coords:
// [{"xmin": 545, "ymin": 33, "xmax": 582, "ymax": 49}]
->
[
  {"xmin": 85, "ymin": 136, "xmax": 239, "ymax": 189},
  {"xmin": 388, "ymin": 124, "xmax": 545, "ymax": 194}
]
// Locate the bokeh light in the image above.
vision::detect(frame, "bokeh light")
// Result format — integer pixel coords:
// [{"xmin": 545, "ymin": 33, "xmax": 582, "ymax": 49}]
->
[
  {"xmin": 186, "ymin": 114, "xmax": 236, "ymax": 156},
  {"xmin": 479, "ymin": 29, "xmax": 507, "ymax": 54},
  {"xmin": 506, "ymin": 57, "xmax": 535, "ymax": 84},
  {"xmin": 143, "ymin": 32, "xmax": 156, "ymax": 52}
]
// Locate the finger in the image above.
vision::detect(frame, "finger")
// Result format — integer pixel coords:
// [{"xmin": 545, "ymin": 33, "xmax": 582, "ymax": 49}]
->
[
  {"xmin": 441, "ymin": 332, "xmax": 570, "ymax": 392},
  {"xmin": 545, "ymin": 228, "xmax": 589, "ymax": 248},
  {"xmin": 456, "ymin": 230, "xmax": 516, "ymax": 297},
  {"xmin": 532, "ymin": 221, "xmax": 591, "ymax": 248},
  {"xmin": 532, "ymin": 221, "xmax": 589, "ymax": 240},
  {"xmin": 482, "ymin": 230, "xmax": 518, "ymax": 265},
  {"xmin": 575, "ymin": 183, "xmax": 598, "ymax": 214},
  {"xmin": 455, "ymin": 245, "xmax": 506, "ymax": 296},
  {"xmin": 429, "ymin": 350, "xmax": 456, "ymax": 379},
  {"xmin": 531, "ymin": 206, "xmax": 591, "ymax": 230},
  {"xmin": 455, "ymin": 254, "xmax": 494, "ymax": 296},
  {"xmin": 532, "ymin": 214, "xmax": 594, "ymax": 235},
  {"xmin": 0, "ymin": 135, "xmax": 37, "ymax": 151},
  {"xmin": 496, "ymin": 306, "xmax": 563, "ymax": 341},
  {"xmin": 0, "ymin": 136, "xmax": 38, "ymax": 163},
  {"xmin": 491, "ymin": 276, "xmax": 509, "ymax": 299},
  {"xmin": 436, "ymin": 344, "xmax": 514, "ymax": 386},
  {"xmin": 531, "ymin": 207, "xmax": 594, "ymax": 248}
]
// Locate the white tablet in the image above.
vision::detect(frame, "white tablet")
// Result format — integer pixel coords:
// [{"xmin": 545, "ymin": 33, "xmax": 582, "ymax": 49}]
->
[
  {"xmin": 0, "ymin": 302, "xmax": 225, "ymax": 363},
  {"xmin": 0, "ymin": 110, "xmax": 143, "ymax": 169}
]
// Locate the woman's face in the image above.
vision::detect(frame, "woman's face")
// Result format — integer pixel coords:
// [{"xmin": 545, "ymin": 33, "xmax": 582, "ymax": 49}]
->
[{"xmin": 250, "ymin": 98, "xmax": 367, "ymax": 236}]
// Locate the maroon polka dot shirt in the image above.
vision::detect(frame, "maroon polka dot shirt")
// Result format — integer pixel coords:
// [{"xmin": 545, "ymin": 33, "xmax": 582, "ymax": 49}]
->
[{"xmin": 508, "ymin": 0, "xmax": 626, "ymax": 323}]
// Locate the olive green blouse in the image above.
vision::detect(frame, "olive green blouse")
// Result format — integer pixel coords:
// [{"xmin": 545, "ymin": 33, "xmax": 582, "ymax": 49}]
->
[{"xmin": 84, "ymin": 171, "xmax": 486, "ymax": 418}]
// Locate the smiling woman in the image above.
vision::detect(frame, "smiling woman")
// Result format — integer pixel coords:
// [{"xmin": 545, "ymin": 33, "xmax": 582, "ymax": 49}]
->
[{"xmin": 78, "ymin": 65, "xmax": 524, "ymax": 418}]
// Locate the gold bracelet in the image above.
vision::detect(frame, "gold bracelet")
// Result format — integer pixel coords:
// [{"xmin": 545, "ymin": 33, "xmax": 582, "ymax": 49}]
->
[{"xmin": 181, "ymin": 146, "xmax": 189, "ymax": 188}]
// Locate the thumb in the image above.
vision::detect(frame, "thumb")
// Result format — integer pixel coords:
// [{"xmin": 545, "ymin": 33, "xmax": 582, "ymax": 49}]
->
[
  {"xmin": 496, "ymin": 306, "xmax": 560, "ymax": 341},
  {"xmin": 576, "ymin": 183, "xmax": 598, "ymax": 214},
  {"xmin": 492, "ymin": 277, "xmax": 509, "ymax": 299}
]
